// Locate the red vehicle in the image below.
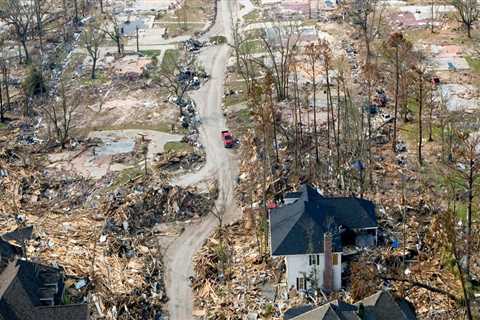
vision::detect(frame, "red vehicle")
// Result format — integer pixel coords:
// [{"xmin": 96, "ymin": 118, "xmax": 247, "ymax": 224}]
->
[{"xmin": 221, "ymin": 130, "xmax": 234, "ymax": 148}]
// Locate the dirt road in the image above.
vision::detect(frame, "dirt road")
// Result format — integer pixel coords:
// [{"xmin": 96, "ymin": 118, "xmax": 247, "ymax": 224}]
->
[{"xmin": 164, "ymin": 0, "xmax": 240, "ymax": 319}]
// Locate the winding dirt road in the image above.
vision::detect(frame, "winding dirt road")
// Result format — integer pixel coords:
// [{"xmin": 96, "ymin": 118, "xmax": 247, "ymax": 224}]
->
[{"xmin": 165, "ymin": 0, "xmax": 240, "ymax": 318}]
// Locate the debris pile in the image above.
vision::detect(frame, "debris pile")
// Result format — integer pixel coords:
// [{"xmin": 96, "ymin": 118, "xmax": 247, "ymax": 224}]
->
[
  {"xmin": 155, "ymin": 149, "xmax": 205, "ymax": 172},
  {"xmin": 102, "ymin": 178, "xmax": 216, "ymax": 229},
  {"xmin": 192, "ymin": 220, "xmax": 286, "ymax": 319}
]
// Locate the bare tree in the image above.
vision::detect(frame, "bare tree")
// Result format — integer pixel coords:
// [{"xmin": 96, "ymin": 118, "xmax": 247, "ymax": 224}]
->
[
  {"xmin": 82, "ymin": 23, "xmax": 105, "ymax": 79},
  {"xmin": 256, "ymin": 21, "xmax": 300, "ymax": 101},
  {"xmin": 230, "ymin": 20, "xmax": 257, "ymax": 95},
  {"xmin": 0, "ymin": 0, "xmax": 36, "ymax": 63},
  {"xmin": 40, "ymin": 82, "xmax": 81, "ymax": 149},
  {"xmin": 412, "ymin": 61, "xmax": 429, "ymax": 165},
  {"xmin": 155, "ymin": 54, "xmax": 196, "ymax": 102},
  {"xmin": 382, "ymin": 32, "xmax": 414, "ymax": 152},
  {"xmin": 102, "ymin": 13, "xmax": 123, "ymax": 55},
  {"xmin": 351, "ymin": 0, "xmax": 385, "ymax": 65},
  {"xmin": 305, "ymin": 41, "xmax": 321, "ymax": 163},
  {"xmin": 451, "ymin": 0, "xmax": 479, "ymax": 38},
  {"xmin": 448, "ymin": 130, "xmax": 480, "ymax": 278}
]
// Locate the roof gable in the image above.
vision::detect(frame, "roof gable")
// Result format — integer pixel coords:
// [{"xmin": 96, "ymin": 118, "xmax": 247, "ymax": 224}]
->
[
  {"xmin": 287, "ymin": 290, "xmax": 415, "ymax": 320},
  {"xmin": 270, "ymin": 184, "xmax": 376, "ymax": 256}
]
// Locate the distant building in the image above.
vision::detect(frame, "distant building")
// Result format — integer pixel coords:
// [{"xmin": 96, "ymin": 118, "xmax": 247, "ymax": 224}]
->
[
  {"xmin": 269, "ymin": 185, "xmax": 378, "ymax": 292},
  {"xmin": 285, "ymin": 290, "xmax": 416, "ymax": 320}
]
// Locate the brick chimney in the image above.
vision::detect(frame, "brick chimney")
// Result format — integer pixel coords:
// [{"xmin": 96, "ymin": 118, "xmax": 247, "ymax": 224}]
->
[{"xmin": 323, "ymin": 232, "xmax": 333, "ymax": 292}]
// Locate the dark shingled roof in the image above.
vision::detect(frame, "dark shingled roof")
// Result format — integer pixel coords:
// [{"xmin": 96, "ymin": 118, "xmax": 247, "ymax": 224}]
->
[
  {"xmin": 270, "ymin": 185, "xmax": 377, "ymax": 256},
  {"xmin": 0, "ymin": 240, "xmax": 22, "ymax": 260},
  {"xmin": 0, "ymin": 259, "xmax": 89, "ymax": 320},
  {"xmin": 3, "ymin": 226, "xmax": 33, "ymax": 243},
  {"xmin": 36, "ymin": 304, "xmax": 89, "ymax": 320},
  {"xmin": 355, "ymin": 290, "xmax": 417, "ymax": 320},
  {"xmin": 287, "ymin": 290, "xmax": 416, "ymax": 320},
  {"xmin": 284, "ymin": 305, "xmax": 315, "ymax": 320}
]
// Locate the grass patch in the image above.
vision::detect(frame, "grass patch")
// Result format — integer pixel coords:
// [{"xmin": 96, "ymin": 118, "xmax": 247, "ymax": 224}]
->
[
  {"xmin": 161, "ymin": 49, "xmax": 179, "ymax": 71},
  {"xmin": 81, "ymin": 71, "xmax": 109, "ymax": 86},
  {"xmin": 466, "ymin": 56, "xmax": 480, "ymax": 73},
  {"xmin": 140, "ymin": 49, "xmax": 161, "ymax": 58},
  {"xmin": 244, "ymin": 9, "xmax": 260, "ymax": 22},
  {"xmin": 224, "ymin": 81, "xmax": 248, "ymax": 107},
  {"xmin": 84, "ymin": 121, "xmax": 187, "ymax": 135},
  {"xmin": 239, "ymin": 39, "xmax": 265, "ymax": 54},
  {"xmin": 164, "ymin": 141, "xmax": 193, "ymax": 153},
  {"xmin": 237, "ymin": 109, "xmax": 252, "ymax": 123},
  {"xmin": 106, "ymin": 166, "xmax": 144, "ymax": 191},
  {"xmin": 0, "ymin": 122, "xmax": 6, "ymax": 129}
]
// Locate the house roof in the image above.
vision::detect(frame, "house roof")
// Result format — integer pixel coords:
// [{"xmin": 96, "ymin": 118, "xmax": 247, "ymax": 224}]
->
[
  {"xmin": 2, "ymin": 226, "xmax": 33, "ymax": 243},
  {"xmin": 270, "ymin": 185, "xmax": 377, "ymax": 256},
  {"xmin": 355, "ymin": 290, "xmax": 416, "ymax": 320},
  {"xmin": 0, "ymin": 259, "xmax": 88, "ymax": 320},
  {"xmin": 0, "ymin": 240, "xmax": 22, "ymax": 260},
  {"xmin": 36, "ymin": 304, "xmax": 89, "ymax": 320},
  {"xmin": 284, "ymin": 305, "xmax": 315, "ymax": 320},
  {"xmin": 287, "ymin": 290, "xmax": 416, "ymax": 320}
]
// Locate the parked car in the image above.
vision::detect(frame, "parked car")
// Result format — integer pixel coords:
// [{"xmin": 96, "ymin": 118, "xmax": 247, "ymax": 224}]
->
[{"xmin": 221, "ymin": 130, "xmax": 234, "ymax": 148}]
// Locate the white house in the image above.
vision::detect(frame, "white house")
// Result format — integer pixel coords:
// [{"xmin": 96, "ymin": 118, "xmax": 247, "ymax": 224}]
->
[{"xmin": 269, "ymin": 184, "xmax": 377, "ymax": 292}]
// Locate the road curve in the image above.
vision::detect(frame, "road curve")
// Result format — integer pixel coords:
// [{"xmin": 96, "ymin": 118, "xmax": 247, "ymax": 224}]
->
[{"xmin": 165, "ymin": 0, "xmax": 239, "ymax": 319}]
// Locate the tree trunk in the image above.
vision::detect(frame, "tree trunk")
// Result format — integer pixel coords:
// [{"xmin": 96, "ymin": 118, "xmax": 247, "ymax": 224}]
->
[
  {"xmin": 21, "ymin": 38, "xmax": 29, "ymax": 63},
  {"xmin": 74, "ymin": 0, "xmax": 79, "ymax": 24},
  {"xmin": 0, "ymin": 81, "xmax": 4, "ymax": 123},
  {"xmin": 466, "ymin": 160, "xmax": 473, "ymax": 277},
  {"xmin": 393, "ymin": 47, "xmax": 399, "ymax": 152},
  {"xmin": 467, "ymin": 23, "xmax": 472, "ymax": 38},
  {"xmin": 312, "ymin": 60, "xmax": 319, "ymax": 163},
  {"xmin": 418, "ymin": 74, "xmax": 423, "ymax": 165},
  {"xmin": 91, "ymin": 57, "xmax": 97, "ymax": 79},
  {"xmin": 3, "ymin": 66, "xmax": 10, "ymax": 112}
]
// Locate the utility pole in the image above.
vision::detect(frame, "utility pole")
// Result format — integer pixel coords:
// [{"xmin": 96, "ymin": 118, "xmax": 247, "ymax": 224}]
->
[{"xmin": 136, "ymin": 26, "xmax": 139, "ymax": 52}]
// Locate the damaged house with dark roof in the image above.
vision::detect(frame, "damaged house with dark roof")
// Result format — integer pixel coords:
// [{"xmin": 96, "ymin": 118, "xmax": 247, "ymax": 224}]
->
[
  {"xmin": 0, "ymin": 226, "xmax": 89, "ymax": 320},
  {"xmin": 285, "ymin": 290, "xmax": 416, "ymax": 320},
  {"xmin": 269, "ymin": 185, "xmax": 378, "ymax": 292}
]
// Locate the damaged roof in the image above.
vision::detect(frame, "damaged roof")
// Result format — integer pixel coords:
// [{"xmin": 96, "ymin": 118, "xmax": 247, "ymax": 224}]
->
[
  {"xmin": 270, "ymin": 185, "xmax": 377, "ymax": 256},
  {"xmin": 288, "ymin": 290, "xmax": 416, "ymax": 320},
  {"xmin": 0, "ymin": 259, "xmax": 88, "ymax": 320}
]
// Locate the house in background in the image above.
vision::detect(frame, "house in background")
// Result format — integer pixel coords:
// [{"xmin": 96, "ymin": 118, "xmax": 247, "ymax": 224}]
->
[
  {"xmin": 269, "ymin": 184, "xmax": 378, "ymax": 292},
  {"xmin": 285, "ymin": 290, "xmax": 416, "ymax": 320}
]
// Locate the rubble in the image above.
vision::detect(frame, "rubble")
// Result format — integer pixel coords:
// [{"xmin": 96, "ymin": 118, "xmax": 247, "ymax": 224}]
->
[{"xmin": 192, "ymin": 220, "xmax": 287, "ymax": 319}]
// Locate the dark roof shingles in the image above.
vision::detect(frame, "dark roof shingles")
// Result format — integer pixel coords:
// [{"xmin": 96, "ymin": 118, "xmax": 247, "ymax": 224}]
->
[{"xmin": 270, "ymin": 184, "xmax": 376, "ymax": 256}]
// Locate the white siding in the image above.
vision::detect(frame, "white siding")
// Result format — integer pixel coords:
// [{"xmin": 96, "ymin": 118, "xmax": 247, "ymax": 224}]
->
[{"xmin": 285, "ymin": 253, "xmax": 342, "ymax": 291}]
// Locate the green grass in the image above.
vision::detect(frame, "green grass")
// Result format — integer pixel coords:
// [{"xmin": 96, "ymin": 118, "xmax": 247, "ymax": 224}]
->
[
  {"xmin": 106, "ymin": 167, "xmax": 144, "ymax": 191},
  {"xmin": 0, "ymin": 122, "xmax": 6, "ymax": 129},
  {"xmin": 140, "ymin": 49, "xmax": 161, "ymax": 58},
  {"xmin": 224, "ymin": 81, "xmax": 248, "ymax": 107},
  {"xmin": 466, "ymin": 56, "xmax": 480, "ymax": 73},
  {"xmin": 239, "ymin": 39, "xmax": 265, "ymax": 54},
  {"xmin": 84, "ymin": 121, "xmax": 187, "ymax": 135},
  {"xmin": 237, "ymin": 109, "xmax": 252, "ymax": 123},
  {"xmin": 164, "ymin": 141, "xmax": 193, "ymax": 153},
  {"xmin": 161, "ymin": 49, "xmax": 179, "ymax": 71},
  {"xmin": 81, "ymin": 71, "xmax": 109, "ymax": 86},
  {"xmin": 244, "ymin": 9, "xmax": 260, "ymax": 22}
]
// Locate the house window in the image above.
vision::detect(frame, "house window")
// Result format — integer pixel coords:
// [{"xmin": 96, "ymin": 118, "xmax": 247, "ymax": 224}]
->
[
  {"xmin": 296, "ymin": 277, "xmax": 307, "ymax": 290},
  {"xmin": 309, "ymin": 254, "xmax": 320, "ymax": 265},
  {"xmin": 332, "ymin": 254, "xmax": 338, "ymax": 265}
]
